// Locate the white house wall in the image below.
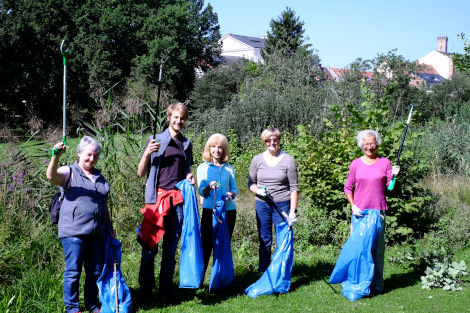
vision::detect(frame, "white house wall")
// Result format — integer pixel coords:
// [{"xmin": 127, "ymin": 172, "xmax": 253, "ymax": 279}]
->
[
  {"xmin": 418, "ymin": 51, "xmax": 453, "ymax": 79},
  {"xmin": 220, "ymin": 37, "xmax": 263, "ymax": 63}
]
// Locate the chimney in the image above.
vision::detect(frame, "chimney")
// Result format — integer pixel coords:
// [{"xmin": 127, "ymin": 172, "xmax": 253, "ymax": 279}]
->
[{"xmin": 437, "ymin": 36, "xmax": 448, "ymax": 53}]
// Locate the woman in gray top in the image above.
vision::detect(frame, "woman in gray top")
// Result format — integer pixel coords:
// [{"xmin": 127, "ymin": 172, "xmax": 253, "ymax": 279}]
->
[
  {"xmin": 47, "ymin": 136, "xmax": 113, "ymax": 313},
  {"xmin": 248, "ymin": 128, "xmax": 299, "ymax": 274}
]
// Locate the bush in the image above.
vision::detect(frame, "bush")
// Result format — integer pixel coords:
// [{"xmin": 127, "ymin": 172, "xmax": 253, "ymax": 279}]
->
[{"xmin": 289, "ymin": 80, "xmax": 432, "ymax": 245}]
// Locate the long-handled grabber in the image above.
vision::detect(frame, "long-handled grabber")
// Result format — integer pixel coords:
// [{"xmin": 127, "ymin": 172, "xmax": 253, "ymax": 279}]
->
[
  {"xmin": 52, "ymin": 40, "xmax": 70, "ymax": 156},
  {"xmin": 113, "ymin": 246, "xmax": 119, "ymax": 313},
  {"xmin": 152, "ymin": 51, "xmax": 170, "ymax": 139},
  {"xmin": 260, "ymin": 186, "xmax": 294, "ymax": 228},
  {"xmin": 388, "ymin": 104, "xmax": 414, "ymax": 191},
  {"xmin": 212, "ymin": 182, "xmax": 223, "ymax": 224}
]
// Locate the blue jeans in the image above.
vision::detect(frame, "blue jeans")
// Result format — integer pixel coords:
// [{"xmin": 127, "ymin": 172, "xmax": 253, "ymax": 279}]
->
[
  {"xmin": 255, "ymin": 200, "xmax": 290, "ymax": 273},
  {"xmin": 139, "ymin": 203, "xmax": 183, "ymax": 295},
  {"xmin": 61, "ymin": 235, "xmax": 106, "ymax": 313}
]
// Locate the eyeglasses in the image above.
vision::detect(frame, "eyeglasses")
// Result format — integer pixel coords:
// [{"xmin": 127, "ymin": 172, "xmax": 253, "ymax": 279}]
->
[
  {"xmin": 363, "ymin": 143, "xmax": 377, "ymax": 148},
  {"xmin": 264, "ymin": 138, "xmax": 279, "ymax": 143}
]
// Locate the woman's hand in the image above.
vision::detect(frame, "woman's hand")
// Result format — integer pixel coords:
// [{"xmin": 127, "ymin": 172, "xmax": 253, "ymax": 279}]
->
[
  {"xmin": 352, "ymin": 205, "xmax": 363, "ymax": 217},
  {"xmin": 392, "ymin": 165, "xmax": 400, "ymax": 176},
  {"xmin": 52, "ymin": 141, "xmax": 66, "ymax": 157},
  {"xmin": 224, "ymin": 192, "xmax": 233, "ymax": 203},
  {"xmin": 288, "ymin": 211, "xmax": 297, "ymax": 227}
]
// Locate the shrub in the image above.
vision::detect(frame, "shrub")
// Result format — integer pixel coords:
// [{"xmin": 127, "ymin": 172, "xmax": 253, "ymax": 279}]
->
[{"xmin": 289, "ymin": 80, "xmax": 432, "ymax": 245}]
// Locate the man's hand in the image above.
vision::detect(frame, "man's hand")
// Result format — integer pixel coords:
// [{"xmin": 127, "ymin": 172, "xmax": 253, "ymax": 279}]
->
[{"xmin": 186, "ymin": 172, "xmax": 195, "ymax": 185}]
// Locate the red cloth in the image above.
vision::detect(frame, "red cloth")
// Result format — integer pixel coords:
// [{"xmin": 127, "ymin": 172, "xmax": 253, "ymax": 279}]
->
[{"xmin": 138, "ymin": 189, "xmax": 183, "ymax": 250}]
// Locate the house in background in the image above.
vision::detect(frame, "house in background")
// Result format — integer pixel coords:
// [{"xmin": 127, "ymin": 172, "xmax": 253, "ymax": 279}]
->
[
  {"xmin": 218, "ymin": 33, "xmax": 266, "ymax": 63},
  {"xmin": 418, "ymin": 36, "xmax": 454, "ymax": 79}
]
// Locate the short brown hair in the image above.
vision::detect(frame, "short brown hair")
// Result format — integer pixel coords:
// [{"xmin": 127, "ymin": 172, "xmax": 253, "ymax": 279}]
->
[
  {"xmin": 166, "ymin": 102, "xmax": 188, "ymax": 120},
  {"xmin": 202, "ymin": 133, "xmax": 230, "ymax": 162}
]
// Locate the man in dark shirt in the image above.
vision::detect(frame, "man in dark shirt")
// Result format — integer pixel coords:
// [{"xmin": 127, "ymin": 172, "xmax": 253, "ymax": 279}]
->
[{"xmin": 137, "ymin": 102, "xmax": 194, "ymax": 303}]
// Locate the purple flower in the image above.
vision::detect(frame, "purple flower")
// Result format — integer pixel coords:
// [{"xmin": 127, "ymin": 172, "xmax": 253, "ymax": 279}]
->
[
  {"xmin": 13, "ymin": 176, "xmax": 17, "ymax": 181},
  {"xmin": 17, "ymin": 173, "xmax": 23, "ymax": 178},
  {"xmin": 18, "ymin": 182, "xmax": 22, "ymax": 185},
  {"xmin": 25, "ymin": 188, "xmax": 30, "ymax": 193},
  {"xmin": 44, "ymin": 160, "xmax": 49, "ymax": 164}
]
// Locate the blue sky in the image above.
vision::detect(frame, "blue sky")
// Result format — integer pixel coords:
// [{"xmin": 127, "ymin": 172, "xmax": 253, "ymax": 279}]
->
[{"xmin": 208, "ymin": 0, "xmax": 468, "ymax": 68}]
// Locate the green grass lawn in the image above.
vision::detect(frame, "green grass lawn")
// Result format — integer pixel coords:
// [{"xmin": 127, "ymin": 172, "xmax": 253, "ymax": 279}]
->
[{"xmin": 118, "ymin": 246, "xmax": 470, "ymax": 313}]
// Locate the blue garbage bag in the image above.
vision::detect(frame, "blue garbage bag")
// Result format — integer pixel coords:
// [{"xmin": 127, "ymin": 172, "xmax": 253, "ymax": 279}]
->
[
  {"xmin": 244, "ymin": 221, "xmax": 294, "ymax": 297},
  {"xmin": 209, "ymin": 200, "xmax": 235, "ymax": 292},
  {"xmin": 97, "ymin": 236, "xmax": 133, "ymax": 313},
  {"xmin": 329, "ymin": 209, "xmax": 382, "ymax": 301},
  {"xmin": 176, "ymin": 179, "xmax": 204, "ymax": 288}
]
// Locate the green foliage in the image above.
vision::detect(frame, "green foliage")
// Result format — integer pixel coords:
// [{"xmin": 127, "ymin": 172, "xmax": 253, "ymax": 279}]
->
[
  {"xmin": 261, "ymin": 7, "xmax": 311, "ymax": 60},
  {"xmin": 190, "ymin": 60, "xmax": 250, "ymax": 113},
  {"xmin": 417, "ymin": 118, "xmax": 470, "ymax": 175},
  {"xmin": 290, "ymin": 80, "xmax": 431, "ymax": 244},
  {"xmin": 194, "ymin": 49, "xmax": 324, "ymax": 142},
  {"xmin": 453, "ymin": 33, "xmax": 470, "ymax": 74},
  {"xmin": 418, "ymin": 73, "xmax": 470, "ymax": 122},
  {"xmin": 421, "ymin": 260, "xmax": 468, "ymax": 291},
  {"xmin": 0, "ymin": 0, "xmax": 220, "ymax": 129}
]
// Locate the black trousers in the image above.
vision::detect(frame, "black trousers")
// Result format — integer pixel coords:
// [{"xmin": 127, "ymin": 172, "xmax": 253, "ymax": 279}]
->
[{"xmin": 200, "ymin": 208, "xmax": 236, "ymax": 274}]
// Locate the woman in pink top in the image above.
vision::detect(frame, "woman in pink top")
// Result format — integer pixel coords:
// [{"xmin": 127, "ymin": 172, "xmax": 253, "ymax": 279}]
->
[{"xmin": 344, "ymin": 130, "xmax": 400, "ymax": 296}]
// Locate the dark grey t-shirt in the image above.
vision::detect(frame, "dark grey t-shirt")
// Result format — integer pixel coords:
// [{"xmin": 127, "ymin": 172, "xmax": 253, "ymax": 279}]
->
[{"xmin": 248, "ymin": 151, "xmax": 299, "ymax": 202}]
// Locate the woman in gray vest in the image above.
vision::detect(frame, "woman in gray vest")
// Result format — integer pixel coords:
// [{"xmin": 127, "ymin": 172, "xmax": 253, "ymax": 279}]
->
[
  {"xmin": 248, "ymin": 128, "xmax": 299, "ymax": 275},
  {"xmin": 47, "ymin": 136, "xmax": 112, "ymax": 313}
]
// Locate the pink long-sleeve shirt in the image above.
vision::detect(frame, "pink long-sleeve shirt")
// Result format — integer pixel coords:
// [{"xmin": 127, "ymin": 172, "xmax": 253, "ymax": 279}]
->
[{"xmin": 344, "ymin": 157, "xmax": 392, "ymax": 211}]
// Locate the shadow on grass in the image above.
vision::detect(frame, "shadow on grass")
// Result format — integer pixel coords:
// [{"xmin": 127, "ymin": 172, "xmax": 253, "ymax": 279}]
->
[
  {"xmin": 130, "ymin": 261, "xmax": 421, "ymax": 310},
  {"xmin": 384, "ymin": 270, "xmax": 421, "ymax": 293},
  {"xmin": 290, "ymin": 260, "xmax": 339, "ymax": 294},
  {"xmin": 130, "ymin": 269, "xmax": 261, "ymax": 310}
]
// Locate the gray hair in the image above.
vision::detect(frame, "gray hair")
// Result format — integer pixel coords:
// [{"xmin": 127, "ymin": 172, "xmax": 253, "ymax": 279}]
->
[
  {"xmin": 356, "ymin": 130, "xmax": 381, "ymax": 148},
  {"xmin": 77, "ymin": 136, "xmax": 102, "ymax": 156}
]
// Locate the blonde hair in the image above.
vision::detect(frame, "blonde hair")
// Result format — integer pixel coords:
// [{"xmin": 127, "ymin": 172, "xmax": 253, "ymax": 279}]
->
[
  {"xmin": 260, "ymin": 127, "xmax": 282, "ymax": 142},
  {"xmin": 202, "ymin": 133, "xmax": 230, "ymax": 162},
  {"xmin": 166, "ymin": 102, "xmax": 188, "ymax": 120}
]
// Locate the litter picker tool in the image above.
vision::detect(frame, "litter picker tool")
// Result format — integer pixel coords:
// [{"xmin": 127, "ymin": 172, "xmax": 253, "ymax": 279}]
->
[
  {"xmin": 212, "ymin": 182, "xmax": 223, "ymax": 224},
  {"xmin": 113, "ymin": 247, "xmax": 119, "ymax": 313},
  {"xmin": 52, "ymin": 40, "xmax": 70, "ymax": 156},
  {"xmin": 152, "ymin": 51, "xmax": 170, "ymax": 140},
  {"xmin": 388, "ymin": 104, "xmax": 414, "ymax": 191},
  {"xmin": 260, "ymin": 186, "xmax": 292, "ymax": 228}
]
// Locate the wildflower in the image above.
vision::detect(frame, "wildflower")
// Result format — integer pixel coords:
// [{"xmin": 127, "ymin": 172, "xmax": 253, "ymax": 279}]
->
[
  {"xmin": 26, "ymin": 188, "xmax": 30, "ymax": 193},
  {"xmin": 18, "ymin": 182, "xmax": 22, "ymax": 185},
  {"xmin": 44, "ymin": 160, "xmax": 49, "ymax": 164},
  {"xmin": 17, "ymin": 173, "xmax": 23, "ymax": 178}
]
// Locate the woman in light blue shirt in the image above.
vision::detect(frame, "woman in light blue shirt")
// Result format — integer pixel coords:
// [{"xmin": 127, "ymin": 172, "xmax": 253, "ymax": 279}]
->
[{"xmin": 197, "ymin": 133, "xmax": 238, "ymax": 276}]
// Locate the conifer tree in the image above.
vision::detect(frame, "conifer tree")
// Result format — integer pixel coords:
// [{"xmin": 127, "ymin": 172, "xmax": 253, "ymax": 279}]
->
[{"xmin": 261, "ymin": 7, "xmax": 310, "ymax": 61}]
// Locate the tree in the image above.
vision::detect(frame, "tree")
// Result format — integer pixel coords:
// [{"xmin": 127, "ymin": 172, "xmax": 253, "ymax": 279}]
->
[
  {"xmin": 453, "ymin": 33, "xmax": 470, "ymax": 75},
  {"xmin": 0, "ymin": 0, "xmax": 220, "ymax": 131},
  {"xmin": 261, "ymin": 7, "xmax": 311, "ymax": 61}
]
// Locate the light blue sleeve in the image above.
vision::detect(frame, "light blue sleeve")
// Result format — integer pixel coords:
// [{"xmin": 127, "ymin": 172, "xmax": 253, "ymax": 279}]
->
[
  {"xmin": 228, "ymin": 164, "xmax": 239, "ymax": 196},
  {"xmin": 197, "ymin": 163, "xmax": 209, "ymax": 197}
]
